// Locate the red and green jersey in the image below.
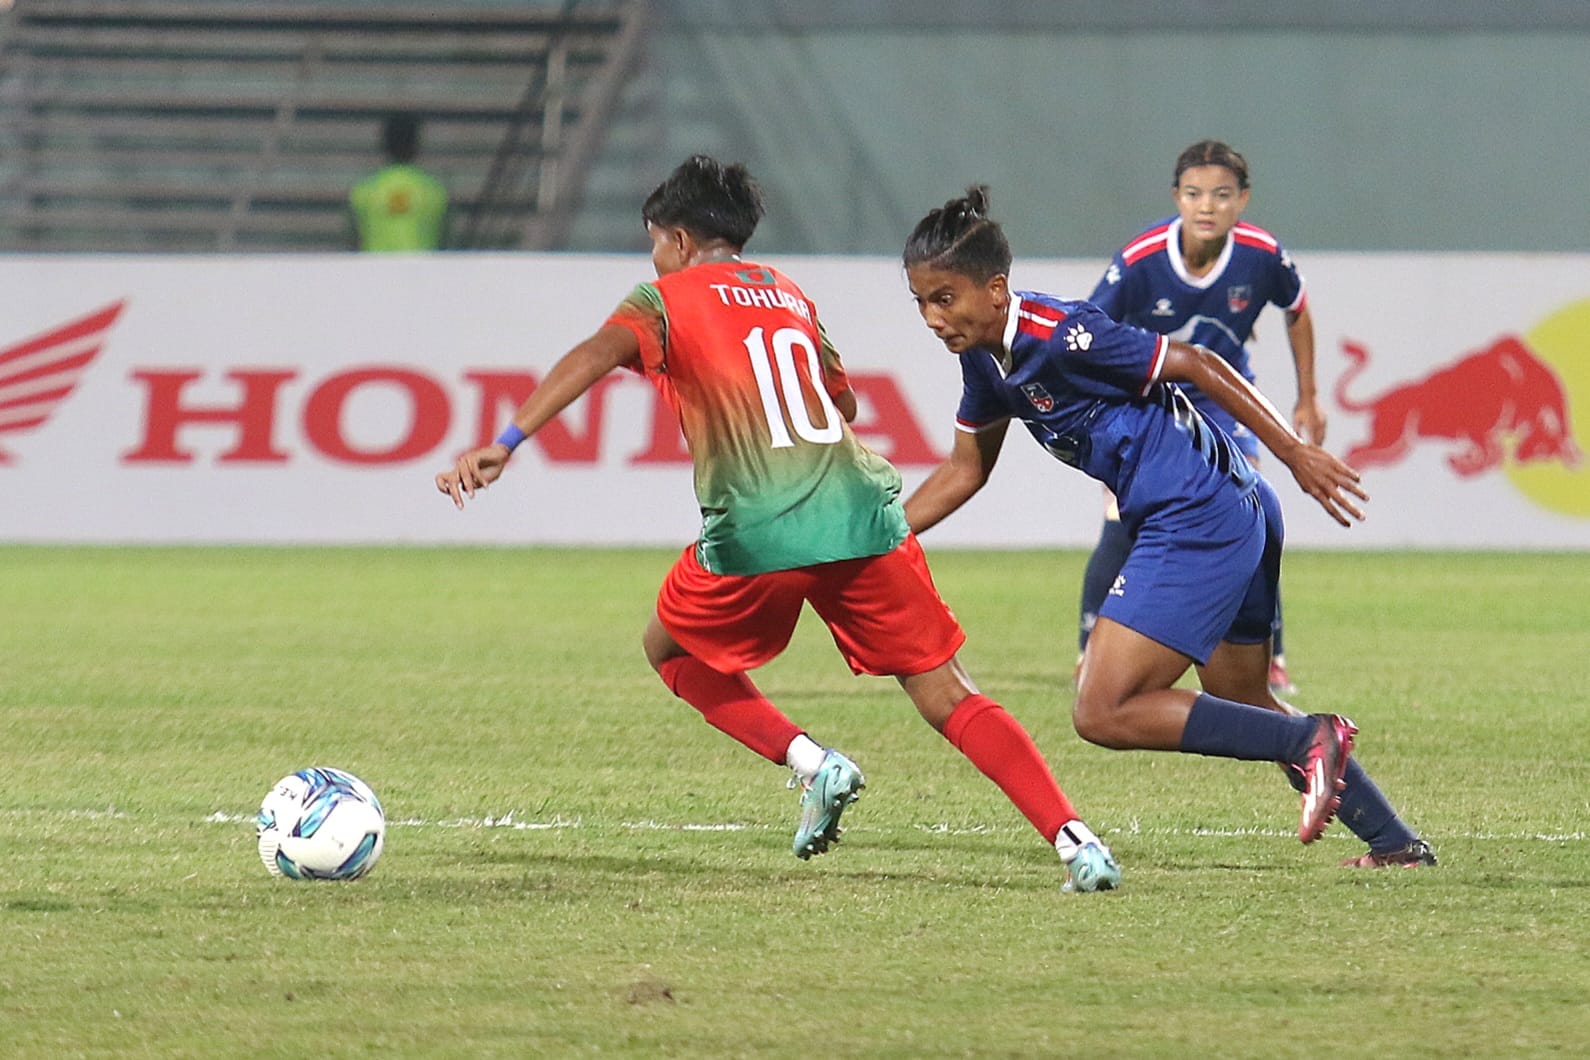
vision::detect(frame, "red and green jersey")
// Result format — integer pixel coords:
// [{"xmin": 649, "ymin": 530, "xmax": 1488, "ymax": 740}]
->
[{"xmin": 606, "ymin": 260, "xmax": 907, "ymax": 575}]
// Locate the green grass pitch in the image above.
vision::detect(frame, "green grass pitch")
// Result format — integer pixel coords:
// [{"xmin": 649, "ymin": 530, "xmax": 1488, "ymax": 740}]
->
[{"xmin": 2, "ymin": 545, "xmax": 1588, "ymax": 1057}]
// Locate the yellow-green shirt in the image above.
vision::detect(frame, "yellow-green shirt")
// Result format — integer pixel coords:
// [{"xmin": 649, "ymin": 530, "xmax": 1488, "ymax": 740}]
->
[{"xmin": 350, "ymin": 163, "xmax": 448, "ymax": 252}]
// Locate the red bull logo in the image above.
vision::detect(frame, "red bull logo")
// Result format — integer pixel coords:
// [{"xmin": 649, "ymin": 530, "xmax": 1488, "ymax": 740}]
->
[
  {"xmin": 1336, "ymin": 298, "xmax": 1589, "ymax": 518},
  {"xmin": 1337, "ymin": 335, "xmax": 1579, "ymax": 476}
]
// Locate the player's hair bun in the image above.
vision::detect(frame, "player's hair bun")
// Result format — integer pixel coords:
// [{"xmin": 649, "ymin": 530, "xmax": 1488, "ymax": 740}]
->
[
  {"xmin": 960, "ymin": 185, "xmax": 992, "ymax": 218},
  {"xmin": 903, "ymin": 182, "xmax": 1012, "ymax": 281},
  {"xmin": 938, "ymin": 185, "xmax": 991, "ymax": 227}
]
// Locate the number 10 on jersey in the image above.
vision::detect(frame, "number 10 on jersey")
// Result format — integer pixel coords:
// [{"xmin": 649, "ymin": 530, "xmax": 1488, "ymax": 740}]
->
[{"xmin": 743, "ymin": 325, "xmax": 843, "ymax": 448}]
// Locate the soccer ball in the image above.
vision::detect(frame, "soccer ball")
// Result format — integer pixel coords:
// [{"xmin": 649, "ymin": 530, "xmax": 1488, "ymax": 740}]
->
[{"xmin": 256, "ymin": 767, "xmax": 385, "ymax": 880}]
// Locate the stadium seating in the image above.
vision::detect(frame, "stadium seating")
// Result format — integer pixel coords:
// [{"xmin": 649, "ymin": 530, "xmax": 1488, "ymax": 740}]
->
[{"xmin": 0, "ymin": 0, "xmax": 647, "ymax": 251}]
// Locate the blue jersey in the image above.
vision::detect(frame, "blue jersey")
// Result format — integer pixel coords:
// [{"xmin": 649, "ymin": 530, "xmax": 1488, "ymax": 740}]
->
[
  {"xmin": 1088, "ymin": 216, "xmax": 1305, "ymax": 385},
  {"xmin": 954, "ymin": 292, "xmax": 1257, "ymax": 535}
]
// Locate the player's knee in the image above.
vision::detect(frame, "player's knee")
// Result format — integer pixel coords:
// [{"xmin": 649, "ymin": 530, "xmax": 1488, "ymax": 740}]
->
[
  {"xmin": 898, "ymin": 660, "xmax": 975, "ymax": 733},
  {"xmin": 1071, "ymin": 691, "xmax": 1129, "ymax": 749},
  {"xmin": 644, "ymin": 647, "xmax": 671, "ymax": 680},
  {"xmin": 641, "ymin": 627, "xmax": 675, "ymax": 674}
]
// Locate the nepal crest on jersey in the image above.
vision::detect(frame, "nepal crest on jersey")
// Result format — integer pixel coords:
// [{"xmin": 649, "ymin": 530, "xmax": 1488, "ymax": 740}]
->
[
  {"xmin": 1022, "ymin": 383, "xmax": 1056, "ymax": 412},
  {"xmin": 1227, "ymin": 285, "xmax": 1252, "ymax": 313}
]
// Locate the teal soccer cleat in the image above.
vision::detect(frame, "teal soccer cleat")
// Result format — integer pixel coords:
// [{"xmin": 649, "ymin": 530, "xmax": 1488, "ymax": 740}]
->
[
  {"xmin": 1062, "ymin": 841, "xmax": 1122, "ymax": 893},
  {"xmin": 792, "ymin": 751, "xmax": 864, "ymax": 860}
]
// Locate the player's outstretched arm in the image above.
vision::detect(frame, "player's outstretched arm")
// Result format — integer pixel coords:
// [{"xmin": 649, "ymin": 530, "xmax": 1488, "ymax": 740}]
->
[
  {"xmin": 1161, "ymin": 341, "xmax": 1367, "ymax": 527},
  {"xmin": 436, "ymin": 324, "xmax": 642, "ymax": 509},
  {"xmin": 1277, "ymin": 440, "xmax": 1368, "ymax": 528},
  {"xmin": 904, "ymin": 422, "xmax": 1007, "ymax": 534},
  {"xmin": 814, "ymin": 322, "xmax": 859, "ymax": 423},
  {"xmin": 1285, "ymin": 303, "xmax": 1327, "ymax": 444}
]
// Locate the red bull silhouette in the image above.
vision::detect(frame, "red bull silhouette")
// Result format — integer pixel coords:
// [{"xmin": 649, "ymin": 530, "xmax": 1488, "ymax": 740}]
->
[{"xmin": 1335, "ymin": 335, "xmax": 1581, "ymax": 477}]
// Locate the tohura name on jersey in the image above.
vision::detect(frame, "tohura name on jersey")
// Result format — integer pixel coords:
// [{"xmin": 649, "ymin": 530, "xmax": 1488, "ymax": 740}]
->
[{"xmin": 707, "ymin": 283, "xmax": 813, "ymax": 322}]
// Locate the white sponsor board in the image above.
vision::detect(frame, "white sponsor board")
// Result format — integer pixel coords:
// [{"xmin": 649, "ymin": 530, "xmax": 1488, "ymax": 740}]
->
[{"xmin": 0, "ymin": 253, "xmax": 1585, "ymax": 548}]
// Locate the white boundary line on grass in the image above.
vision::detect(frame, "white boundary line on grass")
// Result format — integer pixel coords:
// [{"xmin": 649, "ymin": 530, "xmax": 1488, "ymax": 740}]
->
[{"xmin": 195, "ymin": 810, "xmax": 1586, "ymax": 843}]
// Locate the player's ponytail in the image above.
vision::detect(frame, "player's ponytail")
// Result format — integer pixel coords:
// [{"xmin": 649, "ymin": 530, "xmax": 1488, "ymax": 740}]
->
[{"xmin": 903, "ymin": 184, "xmax": 1013, "ymax": 282}]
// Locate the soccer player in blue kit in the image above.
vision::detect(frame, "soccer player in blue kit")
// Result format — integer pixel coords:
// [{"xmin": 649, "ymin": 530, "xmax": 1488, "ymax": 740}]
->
[
  {"xmin": 1081, "ymin": 141, "xmax": 1321, "ymax": 697},
  {"xmin": 901, "ymin": 186, "xmax": 1436, "ymax": 867}
]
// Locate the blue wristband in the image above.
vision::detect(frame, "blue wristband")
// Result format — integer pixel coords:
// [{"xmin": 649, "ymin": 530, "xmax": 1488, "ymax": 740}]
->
[{"xmin": 495, "ymin": 424, "xmax": 527, "ymax": 451}]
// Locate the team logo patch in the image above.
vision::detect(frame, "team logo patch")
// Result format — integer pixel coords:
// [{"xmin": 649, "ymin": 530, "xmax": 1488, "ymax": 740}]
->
[
  {"xmin": 1104, "ymin": 263, "xmax": 1122, "ymax": 285},
  {"xmin": 1151, "ymin": 298, "xmax": 1175, "ymax": 317},
  {"xmin": 1064, "ymin": 323, "xmax": 1093, "ymax": 352},
  {"xmin": 1021, "ymin": 383, "xmax": 1056, "ymax": 412},
  {"xmin": 1227, "ymin": 285, "xmax": 1252, "ymax": 313}
]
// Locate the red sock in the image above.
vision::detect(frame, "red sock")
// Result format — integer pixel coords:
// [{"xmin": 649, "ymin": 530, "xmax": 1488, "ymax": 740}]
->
[
  {"xmin": 942, "ymin": 694, "xmax": 1077, "ymax": 844},
  {"xmin": 657, "ymin": 656, "xmax": 802, "ymax": 765}
]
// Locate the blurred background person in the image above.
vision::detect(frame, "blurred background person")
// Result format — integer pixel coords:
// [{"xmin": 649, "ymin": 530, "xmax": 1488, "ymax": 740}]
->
[
  {"xmin": 349, "ymin": 112, "xmax": 449, "ymax": 252},
  {"xmin": 1079, "ymin": 140, "xmax": 1321, "ymax": 696}
]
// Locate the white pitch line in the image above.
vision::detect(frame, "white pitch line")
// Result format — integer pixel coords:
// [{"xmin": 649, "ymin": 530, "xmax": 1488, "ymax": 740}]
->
[{"xmin": 195, "ymin": 810, "xmax": 1585, "ymax": 844}]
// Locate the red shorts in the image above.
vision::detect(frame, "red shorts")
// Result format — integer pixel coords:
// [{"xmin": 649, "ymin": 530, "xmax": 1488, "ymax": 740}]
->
[{"xmin": 655, "ymin": 534, "xmax": 966, "ymax": 677}]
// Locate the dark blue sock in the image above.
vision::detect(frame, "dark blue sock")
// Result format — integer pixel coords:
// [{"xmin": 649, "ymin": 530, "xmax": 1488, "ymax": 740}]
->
[
  {"xmin": 1337, "ymin": 759, "xmax": 1418, "ymax": 851},
  {"xmin": 1179, "ymin": 693, "xmax": 1315, "ymax": 762},
  {"xmin": 1079, "ymin": 518, "xmax": 1131, "ymax": 651}
]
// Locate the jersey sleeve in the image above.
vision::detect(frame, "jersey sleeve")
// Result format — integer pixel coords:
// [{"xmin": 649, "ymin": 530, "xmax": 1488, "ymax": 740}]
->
[
  {"xmin": 1269, "ymin": 244, "xmax": 1307, "ymax": 313},
  {"xmin": 954, "ymin": 356, "xmax": 1010, "ymax": 432},
  {"xmin": 1087, "ymin": 252, "xmax": 1134, "ymax": 320},
  {"xmin": 604, "ymin": 282, "xmax": 668, "ymax": 375},
  {"xmin": 1061, "ymin": 305, "xmax": 1168, "ymax": 398}
]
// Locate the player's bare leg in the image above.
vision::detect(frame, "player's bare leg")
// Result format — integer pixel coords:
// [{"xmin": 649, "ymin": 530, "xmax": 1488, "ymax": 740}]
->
[
  {"xmin": 1072, "ymin": 619, "xmax": 1198, "ymax": 749},
  {"xmin": 1198, "ymin": 639, "xmax": 1290, "ymax": 714},
  {"xmin": 1076, "ymin": 617, "xmax": 1352, "ymax": 842}
]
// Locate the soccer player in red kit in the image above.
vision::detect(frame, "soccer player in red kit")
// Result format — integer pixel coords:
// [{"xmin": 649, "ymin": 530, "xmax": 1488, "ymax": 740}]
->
[{"xmin": 436, "ymin": 156, "xmax": 1120, "ymax": 891}]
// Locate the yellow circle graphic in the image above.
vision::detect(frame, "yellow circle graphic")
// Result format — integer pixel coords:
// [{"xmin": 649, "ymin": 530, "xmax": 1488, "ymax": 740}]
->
[{"xmin": 1503, "ymin": 299, "xmax": 1590, "ymax": 517}]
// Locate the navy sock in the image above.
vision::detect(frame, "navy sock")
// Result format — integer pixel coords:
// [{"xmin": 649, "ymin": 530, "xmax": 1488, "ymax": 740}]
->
[
  {"xmin": 1079, "ymin": 518, "xmax": 1131, "ymax": 651},
  {"xmin": 1179, "ymin": 693, "xmax": 1316, "ymax": 762},
  {"xmin": 1337, "ymin": 759, "xmax": 1418, "ymax": 852}
]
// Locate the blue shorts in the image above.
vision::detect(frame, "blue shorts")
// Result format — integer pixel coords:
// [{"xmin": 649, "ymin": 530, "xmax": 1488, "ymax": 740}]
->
[
  {"xmin": 1101, "ymin": 477, "xmax": 1283, "ymax": 665},
  {"xmin": 1191, "ymin": 392, "xmax": 1263, "ymax": 461}
]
